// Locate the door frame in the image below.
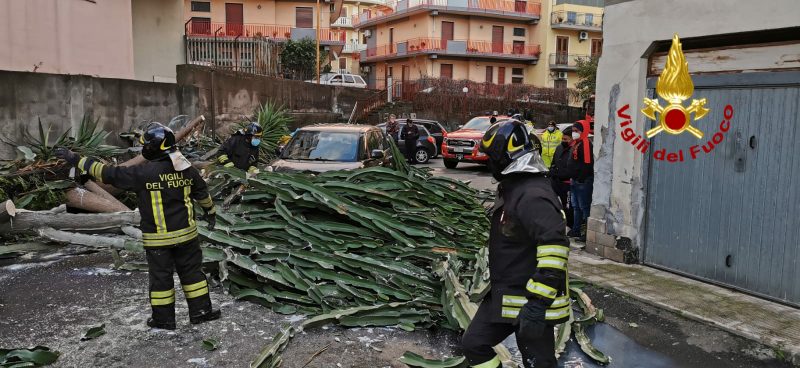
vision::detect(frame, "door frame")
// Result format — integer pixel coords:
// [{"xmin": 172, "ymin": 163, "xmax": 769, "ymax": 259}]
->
[
  {"xmin": 640, "ymin": 70, "xmax": 800, "ymax": 307},
  {"xmin": 441, "ymin": 21, "xmax": 454, "ymax": 49}
]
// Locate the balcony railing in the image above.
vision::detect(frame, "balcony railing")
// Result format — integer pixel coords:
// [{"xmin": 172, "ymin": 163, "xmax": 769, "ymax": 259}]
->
[
  {"xmin": 185, "ymin": 20, "xmax": 346, "ymax": 43},
  {"xmin": 362, "ymin": 37, "xmax": 540, "ymax": 61},
  {"xmin": 331, "ymin": 16, "xmax": 353, "ymax": 27},
  {"xmin": 353, "ymin": 0, "xmax": 541, "ymax": 27},
  {"xmin": 550, "ymin": 11, "xmax": 602, "ymax": 30},
  {"xmin": 343, "ymin": 42, "xmax": 367, "ymax": 53},
  {"xmin": 548, "ymin": 53, "xmax": 590, "ymax": 69}
]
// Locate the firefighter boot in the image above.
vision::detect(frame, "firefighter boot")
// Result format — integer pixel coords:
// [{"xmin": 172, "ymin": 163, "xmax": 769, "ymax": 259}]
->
[{"xmin": 190, "ymin": 309, "xmax": 221, "ymax": 324}]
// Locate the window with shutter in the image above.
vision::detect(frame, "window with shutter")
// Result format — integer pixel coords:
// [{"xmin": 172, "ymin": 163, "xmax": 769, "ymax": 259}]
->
[
  {"xmin": 296, "ymin": 7, "xmax": 313, "ymax": 29},
  {"xmin": 191, "ymin": 2, "xmax": 211, "ymax": 12}
]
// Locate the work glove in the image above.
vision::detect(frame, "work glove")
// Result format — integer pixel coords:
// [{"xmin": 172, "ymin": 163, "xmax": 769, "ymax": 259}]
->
[
  {"xmin": 54, "ymin": 147, "xmax": 80, "ymax": 165},
  {"xmin": 204, "ymin": 213, "xmax": 217, "ymax": 231},
  {"xmin": 517, "ymin": 299, "xmax": 547, "ymax": 340}
]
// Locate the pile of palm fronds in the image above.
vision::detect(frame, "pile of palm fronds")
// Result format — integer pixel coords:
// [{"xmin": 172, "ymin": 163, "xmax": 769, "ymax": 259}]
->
[{"xmin": 19, "ymin": 115, "xmax": 126, "ymax": 162}]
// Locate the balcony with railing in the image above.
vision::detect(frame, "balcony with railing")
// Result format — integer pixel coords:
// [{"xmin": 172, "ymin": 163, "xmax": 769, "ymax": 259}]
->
[
  {"xmin": 353, "ymin": 0, "xmax": 541, "ymax": 28},
  {"xmin": 343, "ymin": 42, "xmax": 368, "ymax": 53},
  {"xmin": 548, "ymin": 53, "xmax": 590, "ymax": 70},
  {"xmin": 550, "ymin": 11, "xmax": 602, "ymax": 31},
  {"xmin": 185, "ymin": 20, "xmax": 346, "ymax": 45},
  {"xmin": 331, "ymin": 16, "xmax": 353, "ymax": 28},
  {"xmin": 361, "ymin": 37, "xmax": 540, "ymax": 62}
]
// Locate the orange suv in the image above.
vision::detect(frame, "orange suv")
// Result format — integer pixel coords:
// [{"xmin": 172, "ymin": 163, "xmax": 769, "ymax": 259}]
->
[{"xmin": 441, "ymin": 115, "xmax": 508, "ymax": 169}]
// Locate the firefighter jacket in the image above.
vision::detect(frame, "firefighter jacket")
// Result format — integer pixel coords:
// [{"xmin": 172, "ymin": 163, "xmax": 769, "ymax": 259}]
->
[
  {"xmin": 76, "ymin": 156, "xmax": 216, "ymax": 248},
  {"xmin": 218, "ymin": 133, "xmax": 259, "ymax": 172},
  {"xmin": 488, "ymin": 174, "xmax": 570, "ymax": 325},
  {"xmin": 540, "ymin": 129, "xmax": 563, "ymax": 167}
]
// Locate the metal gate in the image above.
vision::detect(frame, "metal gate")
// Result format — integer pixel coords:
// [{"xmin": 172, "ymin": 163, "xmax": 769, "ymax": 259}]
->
[{"xmin": 643, "ymin": 72, "xmax": 800, "ymax": 306}]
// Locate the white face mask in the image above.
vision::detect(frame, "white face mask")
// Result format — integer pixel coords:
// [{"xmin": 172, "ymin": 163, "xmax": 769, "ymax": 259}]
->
[
  {"xmin": 572, "ymin": 132, "xmax": 581, "ymax": 140},
  {"xmin": 547, "ymin": 127, "xmax": 555, "ymax": 132}
]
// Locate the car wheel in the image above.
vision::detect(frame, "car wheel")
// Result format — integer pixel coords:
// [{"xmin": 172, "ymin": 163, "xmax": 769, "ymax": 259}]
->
[
  {"xmin": 415, "ymin": 148, "xmax": 430, "ymax": 164},
  {"xmin": 444, "ymin": 158, "xmax": 458, "ymax": 169}
]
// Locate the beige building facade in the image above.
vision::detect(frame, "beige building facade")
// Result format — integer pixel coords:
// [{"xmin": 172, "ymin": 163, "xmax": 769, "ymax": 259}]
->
[{"xmin": 0, "ymin": 0, "xmax": 185, "ymax": 82}]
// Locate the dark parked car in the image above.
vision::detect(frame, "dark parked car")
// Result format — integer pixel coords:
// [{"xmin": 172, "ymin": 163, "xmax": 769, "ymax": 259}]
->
[
  {"xmin": 409, "ymin": 119, "xmax": 447, "ymax": 156},
  {"xmin": 377, "ymin": 123, "xmax": 436, "ymax": 164},
  {"xmin": 270, "ymin": 124, "xmax": 395, "ymax": 173}
]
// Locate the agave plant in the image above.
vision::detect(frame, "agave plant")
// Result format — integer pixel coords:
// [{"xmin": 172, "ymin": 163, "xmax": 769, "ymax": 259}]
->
[
  {"xmin": 235, "ymin": 102, "xmax": 292, "ymax": 163},
  {"xmin": 21, "ymin": 115, "xmax": 125, "ymax": 161}
]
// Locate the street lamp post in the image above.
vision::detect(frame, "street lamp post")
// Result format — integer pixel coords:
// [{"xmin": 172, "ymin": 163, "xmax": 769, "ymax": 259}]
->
[{"xmin": 462, "ymin": 86, "xmax": 469, "ymax": 121}]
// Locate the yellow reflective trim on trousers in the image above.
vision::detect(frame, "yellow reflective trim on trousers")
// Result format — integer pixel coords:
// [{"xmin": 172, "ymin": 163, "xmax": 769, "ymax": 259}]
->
[
  {"xmin": 150, "ymin": 191, "xmax": 167, "ymax": 233},
  {"xmin": 185, "ymin": 286, "xmax": 209, "ymax": 299},
  {"xmin": 526, "ymin": 280, "xmax": 557, "ymax": 299},
  {"xmin": 150, "ymin": 289, "xmax": 175, "ymax": 298},
  {"xmin": 142, "ymin": 226, "xmax": 197, "ymax": 240},
  {"xmin": 537, "ymin": 245, "xmax": 569, "ymax": 259},
  {"xmin": 78, "ymin": 157, "xmax": 88, "ymax": 172},
  {"xmin": 501, "ymin": 295, "xmax": 527, "ymax": 307},
  {"xmin": 501, "ymin": 307, "xmax": 520, "ymax": 318},
  {"xmin": 472, "ymin": 356, "xmax": 501, "ymax": 368},
  {"xmin": 546, "ymin": 305, "xmax": 571, "ymax": 320},
  {"xmin": 536, "ymin": 257, "xmax": 567, "ymax": 271},
  {"xmin": 223, "ymin": 162, "xmax": 234, "ymax": 168},
  {"xmin": 217, "ymin": 154, "xmax": 229, "ymax": 163},
  {"xmin": 151, "ymin": 296, "xmax": 175, "ymax": 306},
  {"xmin": 184, "ymin": 187, "xmax": 196, "ymax": 227},
  {"xmin": 142, "ymin": 230, "xmax": 197, "ymax": 247},
  {"xmin": 182, "ymin": 280, "xmax": 208, "ymax": 292},
  {"xmin": 550, "ymin": 295, "xmax": 570, "ymax": 309}
]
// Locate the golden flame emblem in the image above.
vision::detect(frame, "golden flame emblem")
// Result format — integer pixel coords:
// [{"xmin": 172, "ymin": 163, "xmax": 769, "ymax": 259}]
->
[{"xmin": 642, "ymin": 34, "xmax": 709, "ymax": 139}]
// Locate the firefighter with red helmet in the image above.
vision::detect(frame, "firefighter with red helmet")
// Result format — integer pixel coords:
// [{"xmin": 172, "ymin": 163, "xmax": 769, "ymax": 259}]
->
[
  {"xmin": 55, "ymin": 122, "xmax": 220, "ymax": 330},
  {"xmin": 461, "ymin": 119, "xmax": 570, "ymax": 368}
]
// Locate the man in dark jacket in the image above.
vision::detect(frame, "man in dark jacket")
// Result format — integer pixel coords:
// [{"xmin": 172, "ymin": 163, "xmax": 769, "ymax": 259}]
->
[
  {"xmin": 400, "ymin": 119, "xmax": 420, "ymax": 164},
  {"xmin": 461, "ymin": 120, "xmax": 570, "ymax": 368},
  {"xmin": 567, "ymin": 122, "xmax": 593, "ymax": 241},
  {"xmin": 56, "ymin": 123, "xmax": 220, "ymax": 330},
  {"xmin": 386, "ymin": 114, "xmax": 400, "ymax": 142},
  {"xmin": 549, "ymin": 127, "xmax": 574, "ymax": 229},
  {"xmin": 217, "ymin": 122, "xmax": 262, "ymax": 173}
]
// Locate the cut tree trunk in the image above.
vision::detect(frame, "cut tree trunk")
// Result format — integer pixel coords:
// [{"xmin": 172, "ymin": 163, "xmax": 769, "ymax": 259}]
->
[
  {"xmin": 65, "ymin": 187, "xmax": 129, "ymax": 213},
  {"xmin": 100, "ymin": 115, "xmax": 206, "ymax": 194},
  {"xmin": 0, "ymin": 199, "xmax": 16, "ymax": 223},
  {"xmin": 84, "ymin": 181, "xmax": 129, "ymax": 211},
  {"xmin": 0, "ymin": 209, "xmax": 140, "ymax": 233},
  {"xmin": 37, "ymin": 227, "xmax": 143, "ymax": 253}
]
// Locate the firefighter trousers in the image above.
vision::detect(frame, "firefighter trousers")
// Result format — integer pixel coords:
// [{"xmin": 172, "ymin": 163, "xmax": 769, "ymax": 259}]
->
[
  {"xmin": 462, "ymin": 296, "xmax": 556, "ymax": 368},
  {"xmin": 145, "ymin": 237, "xmax": 212, "ymax": 324}
]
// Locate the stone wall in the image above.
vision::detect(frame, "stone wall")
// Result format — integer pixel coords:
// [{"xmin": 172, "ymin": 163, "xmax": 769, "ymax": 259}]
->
[{"xmin": 0, "ymin": 70, "xmax": 199, "ymax": 160}]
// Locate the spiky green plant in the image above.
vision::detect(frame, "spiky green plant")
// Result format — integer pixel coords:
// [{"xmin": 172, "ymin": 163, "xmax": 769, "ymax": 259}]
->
[
  {"xmin": 235, "ymin": 102, "xmax": 292, "ymax": 163},
  {"xmin": 21, "ymin": 115, "xmax": 125, "ymax": 161}
]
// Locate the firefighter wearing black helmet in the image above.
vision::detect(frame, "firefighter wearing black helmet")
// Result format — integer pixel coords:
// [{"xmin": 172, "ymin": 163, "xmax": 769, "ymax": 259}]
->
[
  {"xmin": 55, "ymin": 123, "xmax": 221, "ymax": 330},
  {"xmin": 461, "ymin": 120, "xmax": 570, "ymax": 368},
  {"xmin": 217, "ymin": 122, "xmax": 262, "ymax": 173}
]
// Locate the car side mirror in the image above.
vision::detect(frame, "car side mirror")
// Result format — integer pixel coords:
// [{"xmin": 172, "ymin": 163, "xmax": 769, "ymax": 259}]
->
[
  {"xmin": 457, "ymin": 125, "xmax": 464, "ymax": 129},
  {"xmin": 370, "ymin": 149, "xmax": 385, "ymax": 159}
]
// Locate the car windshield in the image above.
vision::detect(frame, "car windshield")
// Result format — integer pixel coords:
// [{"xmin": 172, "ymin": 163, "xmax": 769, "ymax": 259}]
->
[
  {"xmin": 281, "ymin": 130, "xmax": 360, "ymax": 162},
  {"xmin": 462, "ymin": 117, "xmax": 492, "ymax": 131}
]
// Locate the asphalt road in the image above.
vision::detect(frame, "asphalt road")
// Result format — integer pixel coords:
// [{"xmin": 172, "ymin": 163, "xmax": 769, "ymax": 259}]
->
[{"xmin": 420, "ymin": 157, "xmax": 496, "ymax": 192}]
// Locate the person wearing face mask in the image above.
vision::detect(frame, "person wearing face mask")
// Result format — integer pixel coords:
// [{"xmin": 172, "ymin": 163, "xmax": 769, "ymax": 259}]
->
[
  {"xmin": 540, "ymin": 121, "xmax": 562, "ymax": 168},
  {"xmin": 566, "ymin": 122, "xmax": 593, "ymax": 241},
  {"xmin": 548, "ymin": 127, "xmax": 574, "ymax": 230},
  {"xmin": 217, "ymin": 122, "xmax": 263, "ymax": 173}
]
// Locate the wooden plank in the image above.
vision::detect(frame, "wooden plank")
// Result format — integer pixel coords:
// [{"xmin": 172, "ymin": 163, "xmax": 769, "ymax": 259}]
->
[{"xmin": 649, "ymin": 42, "xmax": 800, "ymax": 76}]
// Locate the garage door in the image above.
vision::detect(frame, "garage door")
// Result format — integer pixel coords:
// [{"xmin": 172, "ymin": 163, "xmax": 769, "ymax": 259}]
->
[{"xmin": 643, "ymin": 73, "xmax": 800, "ymax": 306}]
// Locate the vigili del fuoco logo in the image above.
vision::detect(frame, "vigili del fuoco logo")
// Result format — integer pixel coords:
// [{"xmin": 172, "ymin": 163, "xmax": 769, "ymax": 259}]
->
[{"xmin": 616, "ymin": 34, "xmax": 734, "ymax": 163}]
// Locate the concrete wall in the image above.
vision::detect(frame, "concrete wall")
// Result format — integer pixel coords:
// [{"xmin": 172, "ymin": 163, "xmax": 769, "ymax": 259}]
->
[
  {"xmin": 0, "ymin": 70, "xmax": 199, "ymax": 160},
  {"xmin": 176, "ymin": 65, "xmax": 377, "ymax": 132},
  {"xmin": 0, "ymin": 0, "xmax": 135, "ymax": 79},
  {"xmin": 589, "ymin": 0, "xmax": 800, "ymax": 261},
  {"xmin": 133, "ymin": 0, "xmax": 185, "ymax": 83}
]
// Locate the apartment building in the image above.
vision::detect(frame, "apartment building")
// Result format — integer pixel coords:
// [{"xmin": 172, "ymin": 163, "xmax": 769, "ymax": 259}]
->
[
  {"xmin": 184, "ymin": 0, "xmax": 374, "ymax": 75},
  {"xmin": 354, "ymin": 0, "xmax": 602, "ymax": 89}
]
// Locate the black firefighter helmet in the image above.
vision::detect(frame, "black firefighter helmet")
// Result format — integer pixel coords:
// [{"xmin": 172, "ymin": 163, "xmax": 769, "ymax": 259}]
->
[
  {"xmin": 243, "ymin": 122, "xmax": 264, "ymax": 137},
  {"xmin": 479, "ymin": 119, "xmax": 542, "ymax": 180},
  {"xmin": 139, "ymin": 122, "xmax": 176, "ymax": 161}
]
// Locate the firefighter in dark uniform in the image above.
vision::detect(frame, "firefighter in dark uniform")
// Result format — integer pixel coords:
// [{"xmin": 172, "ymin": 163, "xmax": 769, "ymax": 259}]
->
[
  {"xmin": 55, "ymin": 123, "xmax": 221, "ymax": 330},
  {"xmin": 217, "ymin": 122, "xmax": 262, "ymax": 173},
  {"xmin": 461, "ymin": 120, "xmax": 570, "ymax": 368}
]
